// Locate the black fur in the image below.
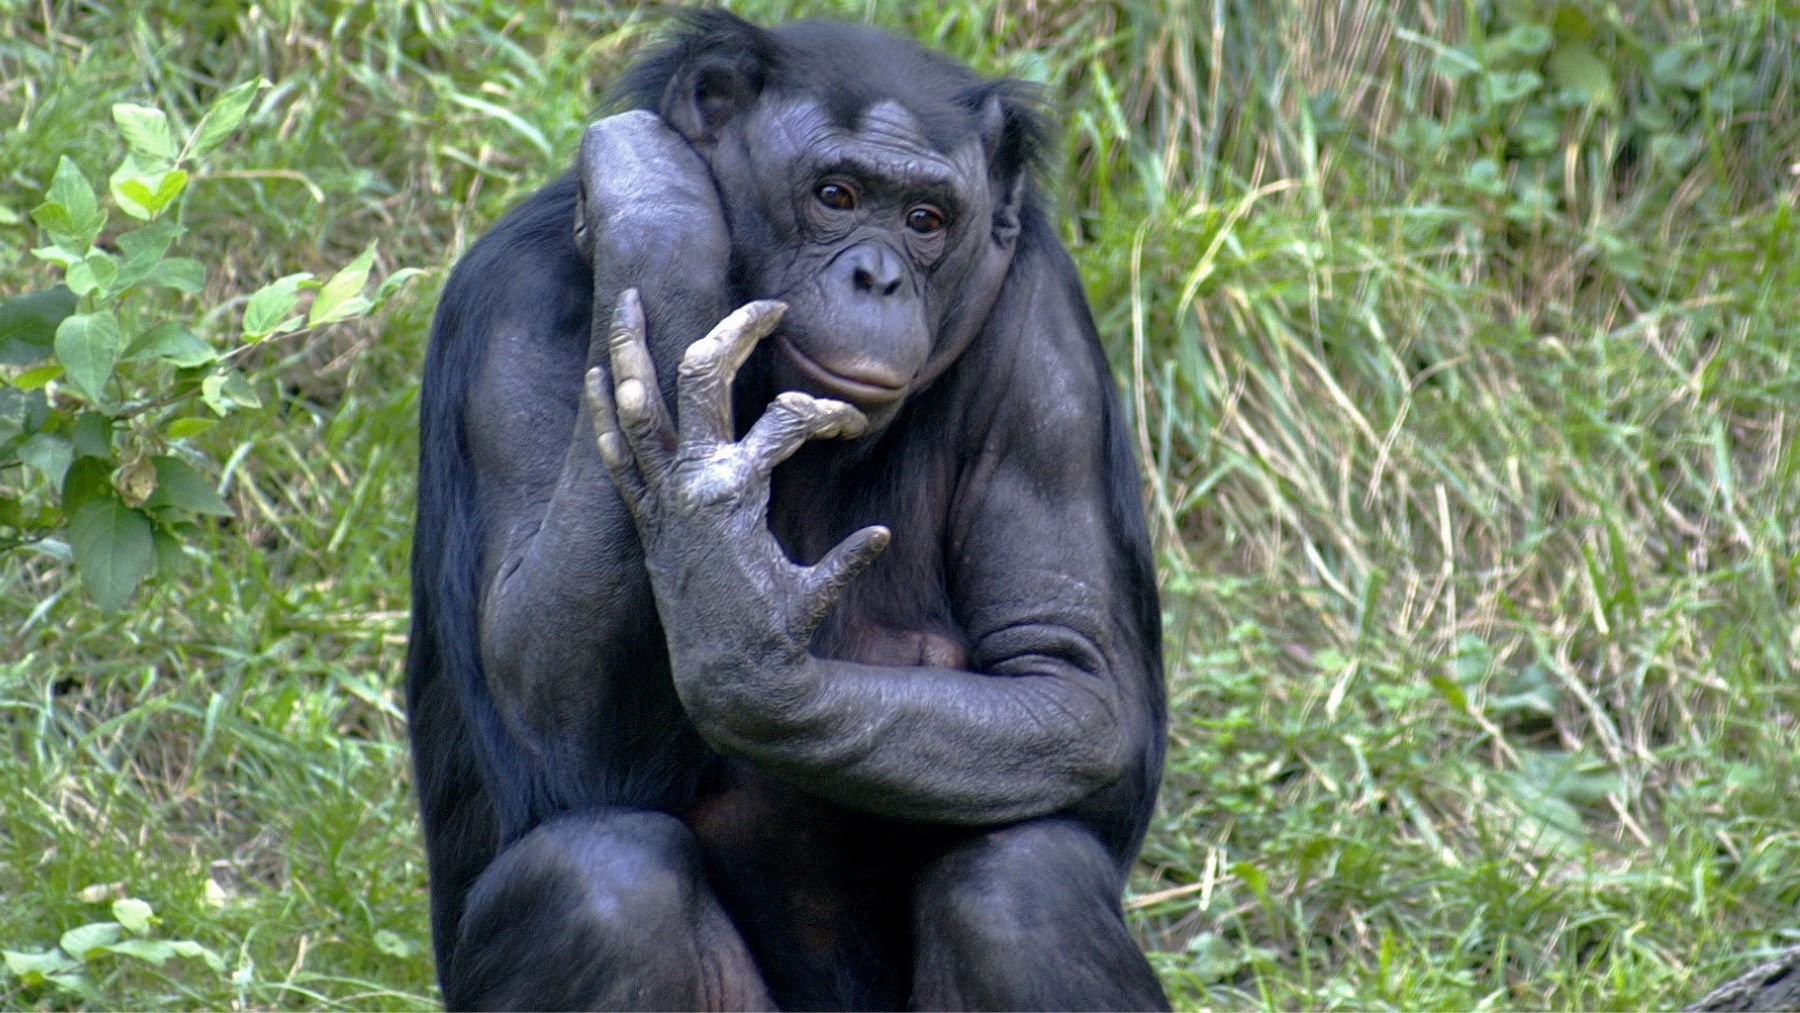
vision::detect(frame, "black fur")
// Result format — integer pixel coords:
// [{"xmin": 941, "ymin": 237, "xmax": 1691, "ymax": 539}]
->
[{"xmin": 407, "ymin": 14, "xmax": 1166, "ymax": 1010}]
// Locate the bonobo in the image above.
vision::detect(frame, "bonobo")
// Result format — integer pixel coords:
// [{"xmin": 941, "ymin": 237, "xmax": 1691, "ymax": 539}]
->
[{"xmin": 406, "ymin": 11, "xmax": 1167, "ymax": 1010}]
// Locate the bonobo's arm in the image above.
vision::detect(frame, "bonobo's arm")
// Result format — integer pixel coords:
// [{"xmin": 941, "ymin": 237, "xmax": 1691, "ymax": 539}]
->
[
  {"xmin": 469, "ymin": 113, "xmax": 732, "ymax": 773},
  {"xmin": 587, "ymin": 267, "xmax": 1159, "ymax": 826}
]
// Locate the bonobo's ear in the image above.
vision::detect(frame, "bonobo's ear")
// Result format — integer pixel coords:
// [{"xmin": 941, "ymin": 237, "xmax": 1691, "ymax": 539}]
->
[
  {"xmin": 609, "ymin": 11, "xmax": 778, "ymax": 146},
  {"xmin": 662, "ymin": 49, "xmax": 767, "ymax": 145},
  {"xmin": 964, "ymin": 82, "xmax": 1044, "ymax": 242},
  {"xmin": 653, "ymin": 12, "xmax": 777, "ymax": 146}
]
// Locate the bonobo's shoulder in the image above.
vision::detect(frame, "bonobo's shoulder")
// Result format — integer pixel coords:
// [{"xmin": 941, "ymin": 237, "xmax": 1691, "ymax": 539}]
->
[
  {"xmin": 993, "ymin": 224, "xmax": 1113, "ymax": 415},
  {"xmin": 444, "ymin": 175, "xmax": 585, "ymax": 307},
  {"xmin": 436, "ymin": 174, "xmax": 589, "ymax": 344}
]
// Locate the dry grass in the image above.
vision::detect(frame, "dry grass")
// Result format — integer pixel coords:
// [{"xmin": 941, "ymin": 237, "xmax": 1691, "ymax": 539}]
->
[{"xmin": 2, "ymin": 1, "xmax": 1796, "ymax": 1008}]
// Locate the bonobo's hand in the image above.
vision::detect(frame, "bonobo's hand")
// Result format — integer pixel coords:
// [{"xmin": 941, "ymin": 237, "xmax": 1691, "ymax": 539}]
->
[{"xmin": 584, "ymin": 290, "xmax": 890, "ymax": 719}]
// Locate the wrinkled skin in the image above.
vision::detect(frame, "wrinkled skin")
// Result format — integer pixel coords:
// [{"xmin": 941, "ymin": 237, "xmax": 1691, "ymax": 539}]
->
[{"xmin": 406, "ymin": 13, "xmax": 1167, "ymax": 1010}]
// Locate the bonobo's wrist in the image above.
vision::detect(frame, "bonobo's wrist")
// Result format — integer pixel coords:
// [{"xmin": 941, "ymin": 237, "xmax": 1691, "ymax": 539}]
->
[{"xmin": 668, "ymin": 637, "xmax": 817, "ymax": 746}]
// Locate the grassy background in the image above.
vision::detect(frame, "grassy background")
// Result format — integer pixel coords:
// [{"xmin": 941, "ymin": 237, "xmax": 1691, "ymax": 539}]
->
[{"xmin": 2, "ymin": 0, "xmax": 1796, "ymax": 1008}]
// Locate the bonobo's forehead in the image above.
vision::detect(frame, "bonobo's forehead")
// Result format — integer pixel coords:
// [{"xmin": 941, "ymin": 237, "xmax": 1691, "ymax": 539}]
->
[
  {"xmin": 768, "ymin": 19, "xmax": 987, "ymax": 152},
  {"xmin": 753, "ymin": 97, "xmax": 986, "ymax": 194}
]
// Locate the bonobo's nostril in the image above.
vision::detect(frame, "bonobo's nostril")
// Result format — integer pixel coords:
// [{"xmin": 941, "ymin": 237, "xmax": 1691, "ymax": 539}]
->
[{"xmin": 847, "ymin": 246, "xmax": 904, "ymax": 298}]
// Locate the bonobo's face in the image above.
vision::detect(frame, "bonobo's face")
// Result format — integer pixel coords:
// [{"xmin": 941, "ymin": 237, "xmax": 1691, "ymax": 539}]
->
[{"xmin": 709, "ymin": 96, "xmax": 997, "ymax": 424}]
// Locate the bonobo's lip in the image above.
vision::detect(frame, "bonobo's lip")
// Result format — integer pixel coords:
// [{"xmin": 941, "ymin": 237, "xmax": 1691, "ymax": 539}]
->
[{"xmin": 775, "ymin": 335, "xmax": 908, "ymax": 406}]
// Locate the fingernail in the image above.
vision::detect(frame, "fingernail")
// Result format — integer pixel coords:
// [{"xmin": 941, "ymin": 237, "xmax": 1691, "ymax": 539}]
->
[
  {"xmin": 598, "ymin": 431, "xmax": 627, "ymax": 466},
  {"xmin": 617, "ymin": 378, "xmax": 647, "ymax": 417}
]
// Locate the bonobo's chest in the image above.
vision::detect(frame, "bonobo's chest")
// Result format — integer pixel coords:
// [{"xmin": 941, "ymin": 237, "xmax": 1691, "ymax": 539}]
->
[{"xmin": 764, "ymin": 431, "xmax": 974, "ymax": 671}]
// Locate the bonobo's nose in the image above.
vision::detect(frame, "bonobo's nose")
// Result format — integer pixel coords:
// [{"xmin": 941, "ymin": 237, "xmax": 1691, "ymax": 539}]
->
[{"xmin": 844, "ymin": 243, "xmax": 905, "ymax": 298}]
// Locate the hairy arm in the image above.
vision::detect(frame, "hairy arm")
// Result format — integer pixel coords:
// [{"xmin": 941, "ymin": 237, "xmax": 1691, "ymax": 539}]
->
[
  {"xmin": 588, "ymin": 249, "xmax": 1161, "ymax": 825},
  {"xmin": 468, "ymin": 113, "xmax": 732, "ymax": 778}
]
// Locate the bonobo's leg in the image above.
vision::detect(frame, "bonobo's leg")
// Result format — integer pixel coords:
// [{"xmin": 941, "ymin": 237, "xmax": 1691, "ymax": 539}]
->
[
  {"xmin": 446, "ymin": 810, "xmax": 772, "ymax": 1012},
  {"xmin": 911, "ymin": 820, "xmax": 1170, "ymax": 1012}
]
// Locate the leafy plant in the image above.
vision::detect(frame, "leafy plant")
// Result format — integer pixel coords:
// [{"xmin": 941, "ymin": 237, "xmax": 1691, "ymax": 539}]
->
[
  {"xmin": 0, "ymin": 80, "xmax": 419, "ymax": 612},
  {"xmin": 2, "ymin": 896, "xmax": 223, "ymax": 1004}
]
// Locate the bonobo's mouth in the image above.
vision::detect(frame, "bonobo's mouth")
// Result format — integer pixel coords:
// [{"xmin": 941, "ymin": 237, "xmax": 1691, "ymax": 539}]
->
[{"xmin": 775, "ymin": 335, "xmax": 908, "ymax": 406}]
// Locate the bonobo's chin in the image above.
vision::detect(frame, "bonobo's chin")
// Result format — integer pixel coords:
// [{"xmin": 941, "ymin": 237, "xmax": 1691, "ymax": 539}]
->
[{"xmin": 773, "ymin": 334, "xmax": 912, "ymax": 418}]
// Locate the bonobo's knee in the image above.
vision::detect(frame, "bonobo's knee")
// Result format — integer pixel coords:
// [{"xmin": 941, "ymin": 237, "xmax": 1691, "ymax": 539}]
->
[
  {"xmin": 446, "ymin": 810, "xmax": 706, "ymax": 1010},
  {"xmin": 917, "ymin": 819, "xmax": 1124, "ymax": 941},
  {"xmin": 914, "ymin": 820, "xmax": 1168, "ymax": 1011}
]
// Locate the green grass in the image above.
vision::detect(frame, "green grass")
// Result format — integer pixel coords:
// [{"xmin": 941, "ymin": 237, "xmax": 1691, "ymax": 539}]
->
[{"xmin": 3, "ymin": 0, "xmax": 1796, "ymax": 1009}]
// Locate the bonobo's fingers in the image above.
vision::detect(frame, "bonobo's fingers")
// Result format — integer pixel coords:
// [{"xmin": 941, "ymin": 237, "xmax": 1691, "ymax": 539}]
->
[
  {"xmin": 586, "ymin": 368, "xmax": 650, "ymax": 510},
  {"xmin": 740, "ymin": 392, "xmax": 868, "ymax": 478},
  {"xmin": 795, "ymin": 525, "xmax": 891, "ymax": 635},
  {"xmin": 676, "ymin": 300, "xmax": 786, "ymax": 445},
  {"xmin": 605, "ymin": 290, "xmax": 675, "ymax": 472}
]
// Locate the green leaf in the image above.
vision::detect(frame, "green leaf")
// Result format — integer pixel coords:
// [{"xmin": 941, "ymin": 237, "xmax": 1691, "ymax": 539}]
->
[
  {"xmin": 1482, "ymin": 69, "xmax": 1541, "ymax": 105},
  {"xmin": 112, "ymin": 103, "xmax": 178, "ymax": 163},
  {"xmin": 1428, "ymin": 673, "xmax": 1469, "ymax": 711},
  {"xmin": 221, "ymin": 372, "xmax": 260, "ymax": 410},
  {"xmin": 1650, "ymin": 133, "xmax": 1700, "ymax": 174},
  {"xmin": 153, "ymin": 526, "xmax": 185, "ymax": 573},
  {"xmin": 1494, "ymin": 22, "xmax": 1551, "ymax": 58},
  {"xmin": 67, "ymin": 250, "xmax": 119, "ymax": 298},
  {"xmin": 145, "ymin": 456, "xmax": 232, "ymax": 517},
  {"xmin": 46, "ymin": 971, "xmax": 99, "ymax": 1000},
  {"xmin": 112, "ymin": 897, "xmax": 155, "ymax": 935},
  {"xmin": 13, "ymin": 362, "xmax": 64, "ymax": 390},
  {"xmin": 30, "ymin": 242, "xmax": 83, "ymax": 269},
  {"xmin": 72, "ymin": 411, "xmax": 113, "ymax": 459},
  {"xmin": 124, "ymin": 322, "xmax": 216, "ymax": 367},
  {"xmin": 1451, "ymin": 634, "xmax": 1494, "ymax": 684},
  {"xmin": 61, "ymin": 456, "xmax": 114, "ymax": 513},
  {"xmin": 146, "ymin": 257, "xmax": 206, "ymax": 294},
  {"xmin": 20, "ymin": 431, "xmax": 72, "ymax": 486},
  {"xmin": 168, "ymin": 939, "xmax": 225, "ymax": 972},
  {"xmin": 0, "ymin": 386, "xmax": 47, "ymax": 447},
  {"xmin": 0, "ymin": 285, "xmax": 77, "ymax": 365},
  {"xmin": 1494, "ymin": 770, "xmax": 1585, "ymax": 857},
  {"xmin": 373, "ymin": 929, "xmax": 418, "ymax": 959},
  {"xmin": 1489, "ymin": 662, "xmax": 1560, "ymax": 718},
  {"xmin": 309, "ymin": 243, "xmax": 377, "ymax": 326},
  {"xmin": 1651, "ymin": 46, "xmax": 1712, "ymax": 91},
  {"xmin": 32, "ymin": 157, "xmax": 105, "ymax": 248},
  {"xmin": 189, "ymin": 79, "xmax": 268, "ymax": 158},
  {"xmin": 243, "ymin": 272, "xmax": 312, "ymax": 340},
  {"xmin": 373, "ymin": 267, "xmax": 425, "ymax": 308},
  {"xmin": 201, "ymin": 371, "xmax": 261, "ymax": 415},
  {"xmin": 1509, "ymin": 111, "xmax": 1560, "ymax": 156},
  {"xmin": 68, "ymin": 495, "xmax": 156, "ymax": 613},
  {"xmin": 59, "ymin": 922, "xmax": 124, "ymax": 960},
  {"xmin": 112, "ymin": 168, "xmax": 189, "ymax": 221},
  {"xmin": 113, "ymin": 219, "xmax": 183, "ymax": 290},
  {"xmin": 99, "ymin": 939, "xmax": 176, "ymax": 966},
  {"xmin": 1463, "ymin": 158, "xmax": 1505, "ymax": 197},
  {"xmin": 164, "ymin": 417, "xmax": 218, "ymax": 439},
  {"xmin": 1429, "ymin": 45, "xmax": 1481, "ymax": 81},
  {"xmin": 4, "ymin": 947, "xmax": 80, "ymax": 982},
  {"xmin": 54, "ymin": 311, "xmax": 124, "ymax": 405},
  {"xmin": 1549, "ymin": 43, "xmax": 1616, "ymax": 111},
  {"xmin": 1230, "ymin": 861, "xmax": 1270, "ymax": 905}
]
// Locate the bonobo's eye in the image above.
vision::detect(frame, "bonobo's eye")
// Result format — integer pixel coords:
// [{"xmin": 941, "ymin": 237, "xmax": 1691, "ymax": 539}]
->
[
  {"xmin": 905, "ymin": 205, "xmax": 946, "ymax": 235},
  {"xmin": 815, "ymin": 182, "xmax": 858, "ymax": 211}
]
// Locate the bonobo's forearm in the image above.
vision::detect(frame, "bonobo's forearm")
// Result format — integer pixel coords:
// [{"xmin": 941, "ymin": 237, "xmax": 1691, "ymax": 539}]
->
[
  {"xmin": 677, "ymin": 615, "xmax": 1144, "ymax": 826},
  {"xmin": 478, "ymin": 430, "xmax": 646, "ymax": 728},
  {"xmin": 479, "ymin": 113, "xmax": 732, "ymax": 746},
  {"xmin": 582, "ymin": 282, "xmax": 1151, "ymax": 825}
]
